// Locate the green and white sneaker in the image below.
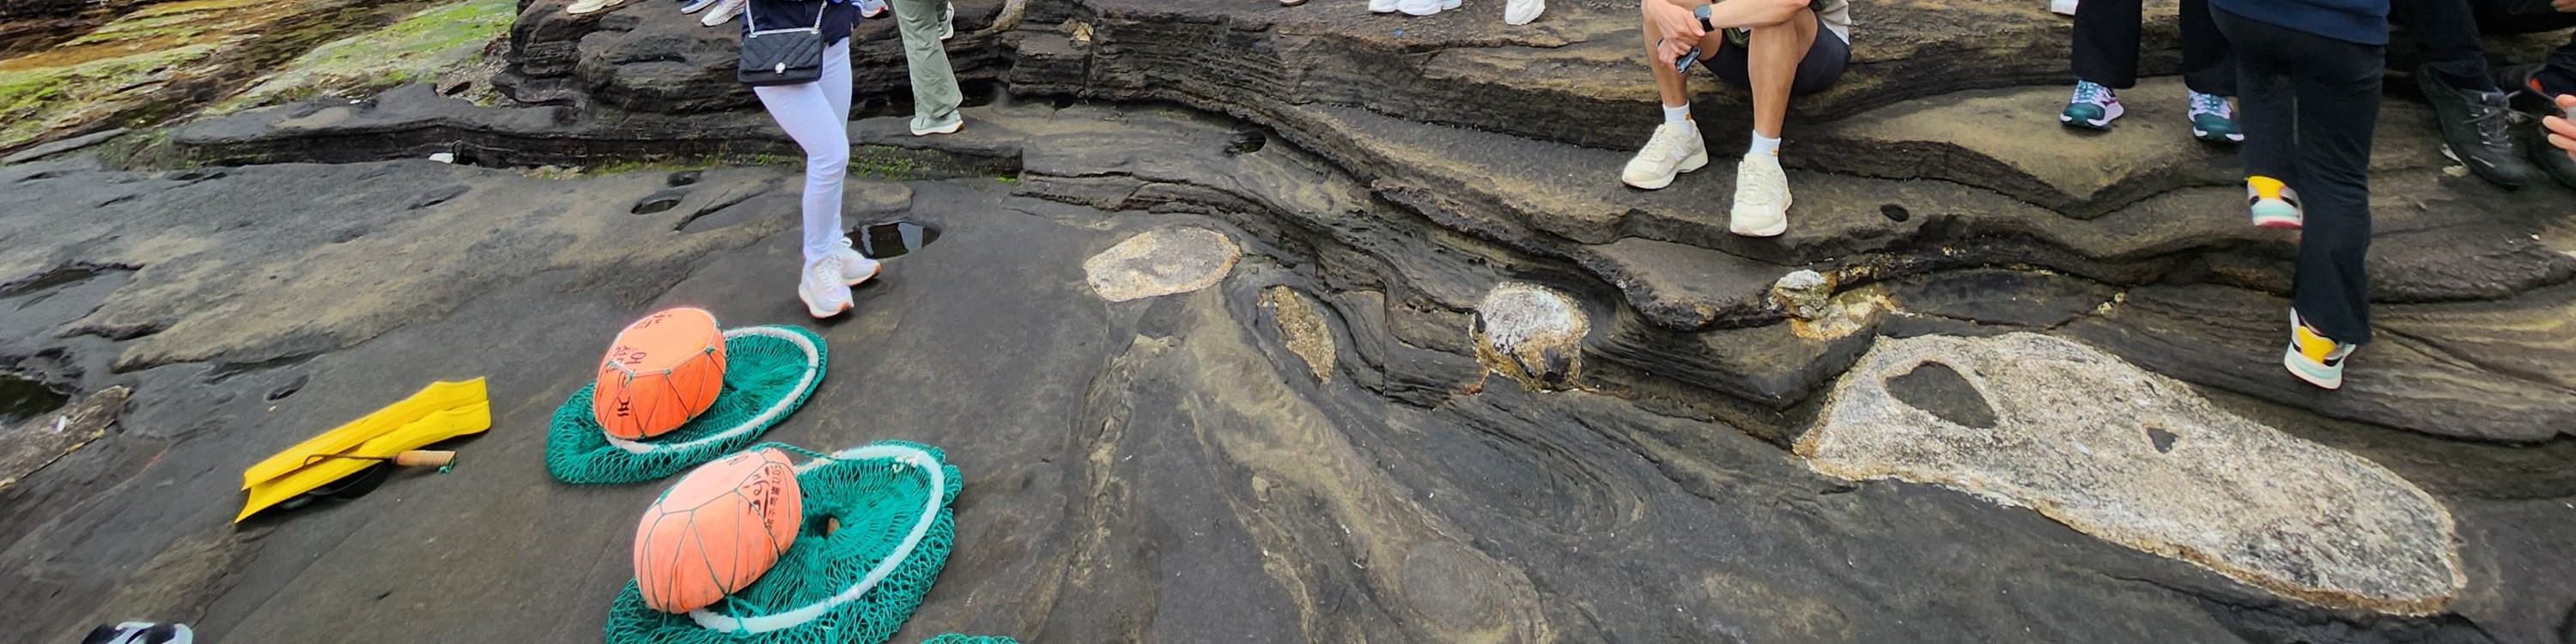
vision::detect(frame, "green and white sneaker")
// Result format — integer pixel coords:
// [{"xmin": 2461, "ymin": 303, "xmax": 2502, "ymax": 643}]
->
[
  {"xmin": 2061, "ymin": 81, "xmax": 2123, "ymax": 130},
  {"xmin": 2188, "ymin": 91, "xmax": 2243, "ymax": 143}
]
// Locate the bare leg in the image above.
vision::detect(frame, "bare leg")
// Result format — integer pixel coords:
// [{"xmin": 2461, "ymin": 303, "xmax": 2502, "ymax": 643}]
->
[
  {"xmin": 1642, "ymin": 8, "xmax": 1692, "ymax": 108},
  {"xmin": 1743, "ymin": 8, "xmax": 1817, "ymax": 139},
  {"xmin": 1641, "ymin": 9, "xmax": 1729, "ymax": 107}
]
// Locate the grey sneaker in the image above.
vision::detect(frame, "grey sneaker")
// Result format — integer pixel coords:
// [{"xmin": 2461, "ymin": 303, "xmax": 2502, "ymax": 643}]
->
[{"xmin": 2420, "ymin": 66, "xmax": 2538, "ymax": 188}]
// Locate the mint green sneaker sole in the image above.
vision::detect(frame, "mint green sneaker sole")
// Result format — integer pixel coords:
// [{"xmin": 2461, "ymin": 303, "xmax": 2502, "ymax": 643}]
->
[
  {"xmin": 2251, "ymin": 202, "xmax": 2301, "ymax": 229},
  {"xmin": 2283, "ymin": 344, "xmax": 2344, "ymax": 390}
]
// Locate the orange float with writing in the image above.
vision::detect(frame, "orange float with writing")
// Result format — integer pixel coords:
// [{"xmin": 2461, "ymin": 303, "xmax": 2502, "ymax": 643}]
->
[
  {"xmin": 632, "ymin": 448, "xmax": 803, "ymax": 613},
  {"xmin": 595, "ymin": 307, "xmax": 727, "ymax": 440}
]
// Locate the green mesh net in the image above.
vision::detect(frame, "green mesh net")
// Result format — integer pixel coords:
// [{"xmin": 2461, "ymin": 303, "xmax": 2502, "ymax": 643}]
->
[
  {"xmin": 548, "ymin": 325, "xmax": 827, "ymax": 484},
  {"xmin": 607, "ymin": 441, "xmax": 963, "ymax": 644}
]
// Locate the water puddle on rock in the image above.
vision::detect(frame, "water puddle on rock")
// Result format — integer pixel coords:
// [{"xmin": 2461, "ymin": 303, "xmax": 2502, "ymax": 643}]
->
[
  {"xmin": 851, "ymin": 221, "xmax": 940, "ymax": 259},
  {"xmin": 0, "ymin": 374, "xmax": 70, "ymax": 426},
  {"xmin": 631, "ymin": 190, "xmax": 685, "ymax": 215}
]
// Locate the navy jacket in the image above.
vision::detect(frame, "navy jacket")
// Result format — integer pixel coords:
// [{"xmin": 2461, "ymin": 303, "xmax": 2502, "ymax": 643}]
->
[
  {"xmin": 742, "ymin": 0, "xmax": 856, "ymax": 46},
  {"xmin": 2209, "ymin": 0, "xmax": 2390, "ymax": 45}
]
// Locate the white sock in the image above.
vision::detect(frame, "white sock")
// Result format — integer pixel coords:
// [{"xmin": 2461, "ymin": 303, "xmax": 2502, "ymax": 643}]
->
[
  {"xmin": 1662, "ymin": 104, "xmax": 1692, "ymax": 127},
  {"xmin": 1748, "ymin": 131, "xmax": 1781, "ymax": 157}
]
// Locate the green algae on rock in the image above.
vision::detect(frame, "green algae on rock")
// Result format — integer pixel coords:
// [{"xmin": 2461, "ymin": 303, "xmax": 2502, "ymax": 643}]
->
[
  {"xmin": 222, "ymin": 0, "xmax": 513, "ymax": 112},
  {"xmin": 0, "ymin": 0, "xmax": 456, "ymax": 154}
]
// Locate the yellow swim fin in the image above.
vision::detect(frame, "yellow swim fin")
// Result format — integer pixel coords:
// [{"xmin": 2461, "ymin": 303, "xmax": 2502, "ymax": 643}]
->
[{"xmin": 237, "ymin": 379, "xmax": 491, "ymax": 522}]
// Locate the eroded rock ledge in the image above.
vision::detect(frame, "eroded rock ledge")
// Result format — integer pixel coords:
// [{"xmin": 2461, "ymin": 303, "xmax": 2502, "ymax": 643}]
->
[{"xmin": 173, "ymin": 77, "xmax": 2576, "ymax": 443}]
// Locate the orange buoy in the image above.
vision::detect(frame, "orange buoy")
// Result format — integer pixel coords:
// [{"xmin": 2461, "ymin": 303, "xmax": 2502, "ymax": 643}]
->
[
  {"xmin": 632, "ymin": 448, "xmax": 803, "ymax": 613},
  {"xmin": 595, "ymin": 307, "xmax": 727, "ymax": 440}
]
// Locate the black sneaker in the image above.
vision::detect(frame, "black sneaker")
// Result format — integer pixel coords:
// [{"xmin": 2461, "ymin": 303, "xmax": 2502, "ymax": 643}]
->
[
  {"xmin": 2421, "ymin": 66, "xmax": 2539, "ymax": 188},
  {"xmin": 2529, "ymin": 119, "xmax": 2576, "ymax": 190}
]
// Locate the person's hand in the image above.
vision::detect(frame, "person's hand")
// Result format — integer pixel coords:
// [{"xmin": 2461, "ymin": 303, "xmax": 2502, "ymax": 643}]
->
[
  {"xmin": 2548, "ymin": 95, "xmax": 2576, "ymax": 161},
  {"xmin": 2556, "ymin": 0, "xmax": 2574, "ymax": 12},
  {"xmin": 1643, "ymin": 0, "xmax": 1705, "ymax": 64}
]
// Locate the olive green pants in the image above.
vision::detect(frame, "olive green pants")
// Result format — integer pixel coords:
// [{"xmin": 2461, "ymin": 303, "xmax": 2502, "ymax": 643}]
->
[{"xmin": 888, "ymin": 0, "xmax": 962, "ymax": 133}]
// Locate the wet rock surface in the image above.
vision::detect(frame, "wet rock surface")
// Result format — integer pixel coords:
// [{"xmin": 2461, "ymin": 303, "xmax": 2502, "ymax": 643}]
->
[
  {"xmin": 172, "ymin": 88, "xmax": 2576, "ymax": 442},
  {"xmin": 12, "ymin": 122, "xmax": 2576, "ymax": 644},
  {"xmin": 9, "ymin": 0, "xmax": 2576, "ymax": 640}
]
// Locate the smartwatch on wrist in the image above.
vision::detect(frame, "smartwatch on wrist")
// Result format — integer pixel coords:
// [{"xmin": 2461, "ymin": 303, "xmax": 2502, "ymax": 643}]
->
[{"xmin": 1692, "ymin": 3, "xmax": 1716, "ymax": 32}]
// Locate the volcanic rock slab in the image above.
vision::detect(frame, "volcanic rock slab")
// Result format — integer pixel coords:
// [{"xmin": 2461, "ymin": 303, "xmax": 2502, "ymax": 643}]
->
[
  {"xmin": 1009, "ymin": 0, "xmax": 2118, "ymax": 151},
  {"xmin": 2063, "ymin": 284, "xmax": 2576, "ymax": 443},
  {"xmin": 1799, "ymin": 332, "xmax": 2466, "ymax": 615},
  {"xmin": 168, "ymin": 87, "xmax": 2576, "ymax": 442},
  {"xmin": 1471, "ymin": 282, "xmax": 1587, "ymax": 391},
  {"xmin": 1083, "ymin": 227, "xmax": 1241, "ymax": 301},
  {"xmin": 0, "ymin": 386, "xmax": 125, "ymax": 492},
  {"xmin": 1802, "ymin": 76, "xmax": 2450, "ymax": 216},
  {"xmin": 499, "ymin": 0, "xmax": 1012, "ymax": 112}
]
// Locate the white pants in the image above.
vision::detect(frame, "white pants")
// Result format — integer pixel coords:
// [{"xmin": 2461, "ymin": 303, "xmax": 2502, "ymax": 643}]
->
[{"xmin": 753, "ymin": 39, "xmax": 854, "ymax": 266}]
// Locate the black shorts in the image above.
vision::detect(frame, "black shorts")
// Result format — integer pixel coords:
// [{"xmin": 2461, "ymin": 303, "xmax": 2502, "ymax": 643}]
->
[
  {"xmin": 1704, "ymin": 12, "xmax": 1850, "ymax": 96},
  {"xmin": 2482, "ymin": 0, "xmax": 2559, "ymax": 16}
]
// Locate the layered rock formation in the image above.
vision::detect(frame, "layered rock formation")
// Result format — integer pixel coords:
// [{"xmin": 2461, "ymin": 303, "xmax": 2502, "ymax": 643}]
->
[
  {"xmin": 100, "ymin": 0, "xmax": 2576, "ymax": 640},
  {"xmin": 498, "ymin": 0, "xmax": 1015, "ymax": 111}
]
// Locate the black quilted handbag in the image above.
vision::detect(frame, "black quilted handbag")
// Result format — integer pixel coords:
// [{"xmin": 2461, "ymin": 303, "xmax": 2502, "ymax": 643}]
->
[{"xmin": 737, "ymin": 0, "xmax": 828, "ymax": 87}]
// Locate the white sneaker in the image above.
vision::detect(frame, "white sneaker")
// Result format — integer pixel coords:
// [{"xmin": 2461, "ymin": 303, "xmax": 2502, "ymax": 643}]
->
[
  {"xmin": 855, "ymin": 0, "xmax": 885, "ymax": 17},
  {"xmin": 1729, "ymin": 154, "xmax": 1790, "ymax": 237},
  {"xmin": 1620, "ymin": 122, "xmax": 1708, "ymax": 190},
  {"xmin": 1370, "ymin": 0, "xmax": 1398, "ymax": 12},
  {"xmin": 679, "ymin": 0, "xmax": 720, "ymax": 13},
  {"xmin": 799, "ymin": 258, "xmax": 854, "ymax": 318},
  {"xmin": 567, "ymin": 0, "xmax": 623, "ymax": 14},
  {"xmin": 698, "ymin": 0, "xmax": 744, "ymax": 27},
  {"xmin": 1441, "ymin": 0, "xmax": 1461, "ymax": 9},
  {"xmin": 1504, "ymin": 0, "xmax": 1541, "ymax": 24},
  {"xmin": 835, "ymin": 238, "xmax": 881, "ymax": 286},
  {"xmin": 1397, "ymin": 0, "xmax": 1440, "ymax": 15},
  {"xmin": 939, "ymin": 3, "xmax": 955, "ymax": 39},
  {"xmin": 2050, "ymin": 0, "xmax": 2078, "ymax": 15},
  {"xmin": 911, "ymin": 118, "xmax": 962, "ymax": 136}
]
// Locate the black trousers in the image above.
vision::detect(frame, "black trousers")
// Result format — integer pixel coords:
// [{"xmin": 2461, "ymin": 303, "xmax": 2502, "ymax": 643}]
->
[
  {"xmin": 2213, "ymin": 6, "xmax": 2385, "ymax": 345},
  {"xmin": 2072, "ymin": 0, "xmax": 2238, "ymax": 94},
  {"xmin": 2397, "ymin": 0, "xmax": 2576, "ymax": 92}
]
